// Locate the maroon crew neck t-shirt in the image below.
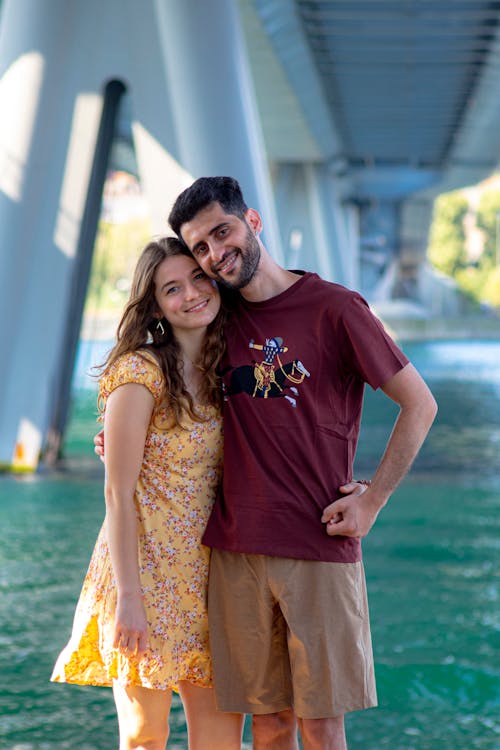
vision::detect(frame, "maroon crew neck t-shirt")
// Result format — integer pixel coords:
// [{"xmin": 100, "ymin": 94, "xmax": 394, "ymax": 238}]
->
[{"xmin": 202, "ymin": 272, "xmax": 409, "ymax": 563}]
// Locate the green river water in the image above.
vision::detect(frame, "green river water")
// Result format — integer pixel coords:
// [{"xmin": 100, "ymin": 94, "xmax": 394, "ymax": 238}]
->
[{"xmin": 0, "ymin": 340, "xmax": 499, "ymax": 749}]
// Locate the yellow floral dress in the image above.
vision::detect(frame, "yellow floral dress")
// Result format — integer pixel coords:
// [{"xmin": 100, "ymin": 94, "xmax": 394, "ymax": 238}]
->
[{"xmin": 51, "ymin": 351, "xmax": 223, "ymax": 690}]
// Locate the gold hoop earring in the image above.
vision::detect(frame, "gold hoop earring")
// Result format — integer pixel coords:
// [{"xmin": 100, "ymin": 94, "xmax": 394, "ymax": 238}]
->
[{"xmin": 156, "ymin": 319, "xmax": 165, "ymax": 336}]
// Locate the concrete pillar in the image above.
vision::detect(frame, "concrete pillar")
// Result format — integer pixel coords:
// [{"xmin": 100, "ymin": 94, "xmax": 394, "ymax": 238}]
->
[
  {"xmin": 358, "ymin": 200, "xmax": 402, "ymax": 301},
  {"xmin": 0, "ymin": 0, "xmax": 104, "ymax": 469},
  {"xmin": 0, "ymin": 0, "xmax": 280, "ymax": 469},
  {"xmin": 274, "ymin": 163, "xmax": 359, "ymax": 287},
  {"xmin": 154, "ymin": 0, "xmax": 282, "ymax": 259}
]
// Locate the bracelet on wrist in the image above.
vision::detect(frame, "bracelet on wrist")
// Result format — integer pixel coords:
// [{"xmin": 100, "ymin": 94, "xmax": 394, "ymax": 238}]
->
[{"xmin": 354, "ymin": 479, "xmax": 371, "ymax": 486}]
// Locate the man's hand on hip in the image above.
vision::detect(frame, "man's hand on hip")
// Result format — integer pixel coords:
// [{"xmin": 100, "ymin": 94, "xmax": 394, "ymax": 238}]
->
[{"xmin": 321, "ymin": 481, "xmax": 380, "ymax": 538}]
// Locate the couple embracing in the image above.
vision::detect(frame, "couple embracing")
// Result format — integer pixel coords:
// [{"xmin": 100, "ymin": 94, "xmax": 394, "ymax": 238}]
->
[{"xmin": 51, "ymin": 177, "xmax": 437, "ymax": 750}]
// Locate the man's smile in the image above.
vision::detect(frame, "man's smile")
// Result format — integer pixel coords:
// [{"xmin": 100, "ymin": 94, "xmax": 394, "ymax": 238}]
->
[{"xmin": 214, "ymin": 249, "xmax": 239, "ymax": 275}]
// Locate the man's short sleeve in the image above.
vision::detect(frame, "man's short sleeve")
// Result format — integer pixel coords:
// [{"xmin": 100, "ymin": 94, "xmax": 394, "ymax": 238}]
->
[{"xmin": 338, "ymin": 294, "xmax": 409, "ymax": 389}]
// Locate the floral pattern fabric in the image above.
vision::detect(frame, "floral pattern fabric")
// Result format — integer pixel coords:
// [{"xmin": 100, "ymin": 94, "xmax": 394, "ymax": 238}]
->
[{"xmin": 51, "ymin": 351, "xmax": 223, "ymax": 690}]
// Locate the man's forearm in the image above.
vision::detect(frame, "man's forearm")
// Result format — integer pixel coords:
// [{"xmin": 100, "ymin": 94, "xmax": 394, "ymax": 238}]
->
[
  {"xmin": 323, "ymin": 364, "xmax": 437, "ymax": 538},
  {"xmin": 367, "ymin": 394, "xmax": 437, "ymax": 510}
]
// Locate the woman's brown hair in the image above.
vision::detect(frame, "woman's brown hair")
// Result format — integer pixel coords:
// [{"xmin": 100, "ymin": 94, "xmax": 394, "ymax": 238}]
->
[{"xmin": 98, "ymin": 236, "xmax": 226, "ymax": 425}]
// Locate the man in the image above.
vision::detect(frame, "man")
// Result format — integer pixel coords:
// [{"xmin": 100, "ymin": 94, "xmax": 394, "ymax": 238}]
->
[{"xmin": 167, "ymin": 176, "xmax": 437, "ymax": 750}]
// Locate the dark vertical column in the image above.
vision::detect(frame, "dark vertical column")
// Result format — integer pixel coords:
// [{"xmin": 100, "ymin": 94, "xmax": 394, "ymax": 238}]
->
[{"xmin": 44, "ymin": 79, "xmax": 126, "ymax": 465}]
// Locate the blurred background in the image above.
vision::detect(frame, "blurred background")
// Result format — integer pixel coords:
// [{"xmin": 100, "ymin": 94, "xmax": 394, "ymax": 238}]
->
[{"xmin": 0, "ymin": 1, "xmax": 499, "ymax": 748}]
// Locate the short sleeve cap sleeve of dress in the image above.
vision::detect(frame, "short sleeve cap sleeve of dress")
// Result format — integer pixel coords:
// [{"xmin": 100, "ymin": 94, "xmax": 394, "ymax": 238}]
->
[
  {"xmin": 98, "ymin": 351, "xmax": 164, "ymax": 409},
  {"xmin": 337, "ymin": 294, "xmax": 409, "ymax": 390}
]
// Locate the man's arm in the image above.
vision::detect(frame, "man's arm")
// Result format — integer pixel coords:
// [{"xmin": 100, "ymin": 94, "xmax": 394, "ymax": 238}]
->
[
  {"xmin": 94, "ymin": 429, "xmax": 104, "ymax": 461},
  {"xmin": 322, "ymin": 363, "xmax": 437, "ymax": 537}
]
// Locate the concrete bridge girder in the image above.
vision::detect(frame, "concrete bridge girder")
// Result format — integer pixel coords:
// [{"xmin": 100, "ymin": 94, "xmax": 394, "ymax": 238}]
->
[{"xmin": 274, "ymin": 163, "xmax": 359, "ymax": 288}]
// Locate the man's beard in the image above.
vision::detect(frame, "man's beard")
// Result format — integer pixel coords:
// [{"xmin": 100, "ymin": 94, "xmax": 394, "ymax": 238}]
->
[{"xmin": 215, "ymin": 226, "xmax": 261, "ymax": 290}]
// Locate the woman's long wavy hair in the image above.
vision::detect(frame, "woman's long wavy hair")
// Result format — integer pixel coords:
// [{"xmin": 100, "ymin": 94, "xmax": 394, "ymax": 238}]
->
[{"xmin": 98, "ymin": 236, "xmax": 227, "ymax": 425}]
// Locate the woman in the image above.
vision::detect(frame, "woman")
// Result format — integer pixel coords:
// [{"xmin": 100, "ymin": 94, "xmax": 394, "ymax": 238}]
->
[{"xmin": 51, "ymin": 237, "xmax": 243, "ymax": 750}]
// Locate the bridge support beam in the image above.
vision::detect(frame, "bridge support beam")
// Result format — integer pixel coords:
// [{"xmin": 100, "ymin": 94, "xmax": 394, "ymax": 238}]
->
[
  {"xmin": 357, "ymin": 197, "xmax": 435, "ymax": 304},
  {"xmin": 0, "ymin": 0, "xmax": 278, "ymax": 470},
  {"xmin": 274, "ymin": 163, "xmax": 359, "ymax": 288},
  {"xmin": 357, "ymin": 200, "xmax": 402, "ymax": 301},
  {"xmin": 154, "ymin": 0, "xmax": 282, "ymax": 259},
  {"xmin": 0, "ymin": 0, "xmax": 105, "ymax": 470}
]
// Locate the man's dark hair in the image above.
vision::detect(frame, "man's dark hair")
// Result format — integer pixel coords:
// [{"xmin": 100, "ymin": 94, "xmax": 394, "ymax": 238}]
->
[{"xmin": 168, "ymin": 176, "xmax": 248, "ymax": 238}]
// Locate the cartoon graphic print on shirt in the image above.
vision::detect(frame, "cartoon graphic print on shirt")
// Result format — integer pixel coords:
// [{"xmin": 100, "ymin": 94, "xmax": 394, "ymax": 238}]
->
[{"xmin": 221, "ymin": 336, "xmax": 310, "ymax": 408}]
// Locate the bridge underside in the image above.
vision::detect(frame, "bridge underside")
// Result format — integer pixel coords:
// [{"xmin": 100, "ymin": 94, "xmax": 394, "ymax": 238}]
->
[
  {"xmin": 243, "ymin": 0, "xmax": 500, "ymax": 291},
  {"xmin": 1, "ymin": 0, "xmax": 500, "ymax": 468}
]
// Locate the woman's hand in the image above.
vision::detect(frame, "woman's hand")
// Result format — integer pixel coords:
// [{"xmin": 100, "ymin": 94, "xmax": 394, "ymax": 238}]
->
[{"xmin": 113, "ymin": 591, "xmax": 149, "ymax": 656}]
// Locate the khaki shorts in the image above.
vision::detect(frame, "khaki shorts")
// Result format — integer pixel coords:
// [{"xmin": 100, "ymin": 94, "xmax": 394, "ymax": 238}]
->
[{"xmin": 208, "ymin": 550, "xmax": 377, "ymax": 719}]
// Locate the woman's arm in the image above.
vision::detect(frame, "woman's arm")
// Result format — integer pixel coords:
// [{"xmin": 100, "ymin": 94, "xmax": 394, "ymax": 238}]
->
[{"xmin": 104, "ymin": 383, "xmax": 154, "ymax": 656}]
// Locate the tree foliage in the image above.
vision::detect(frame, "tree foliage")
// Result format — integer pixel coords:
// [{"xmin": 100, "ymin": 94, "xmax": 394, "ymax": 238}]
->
[
  {"xmin": 475, "ymin": 189, "xmax": 500, "ymax": 270},
  {"xmin": 427, "ymin": 191, "xmax": 468, "ymax": 276},
  {"xmin": 85, "ymin": 217, "xmax": 151, "ymax": 315},
  {"xmin": 428, "ymin": 185, "xmax": 500, "ymax": 308}
]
